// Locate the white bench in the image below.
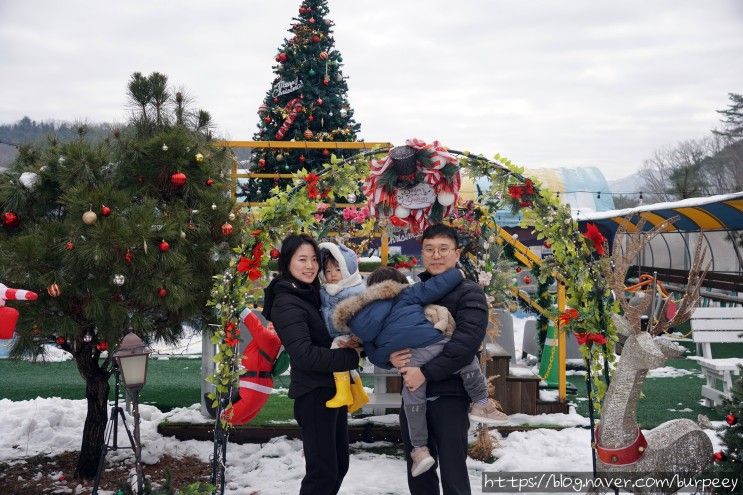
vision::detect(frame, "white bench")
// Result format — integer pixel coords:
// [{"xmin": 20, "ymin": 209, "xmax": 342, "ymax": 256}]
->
[
  {"xmin": 690, "ymin": 307, "xmax": 743, "ymax": 406},
  {"xmin": 361, "ymin": 365, "xmax": 401, "ymax": 415}
]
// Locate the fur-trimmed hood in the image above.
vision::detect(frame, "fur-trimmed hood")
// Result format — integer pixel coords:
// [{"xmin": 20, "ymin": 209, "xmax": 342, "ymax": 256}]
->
[{"xmin": 333, "ymin": 280, "xmax": 407, "ymax": 334}]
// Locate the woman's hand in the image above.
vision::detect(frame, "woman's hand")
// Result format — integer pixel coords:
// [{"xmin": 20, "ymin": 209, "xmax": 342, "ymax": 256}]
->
[
  {"xmin": 389, "ymin": 349, "xmax": 411, "ymax": 369},
  {"xmin": 336, "ymin": 337, "xmax": 363, "ymax": 356}
]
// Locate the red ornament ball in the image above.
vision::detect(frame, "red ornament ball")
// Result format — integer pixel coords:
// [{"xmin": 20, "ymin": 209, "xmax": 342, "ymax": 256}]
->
[
  {"xmin": 311, "ymin": 35, "xmax": 321, "ymax": 43},
  {"xmin": 124, "ymin": 248, "xmax": 133, "ymax": 265},
  {"xmin": 55, "ymin": 336, "xmax": 66, "ymax": 346},
  {"xmin": 48, "ymin": 283, "xmax": 61, "ymax": 297},
  {"xmin": 273, "ymin": 97, "xmax": 279, "ymax": 103},
  {"xmin": 308, "ymin": 115, "xmax": 315, "ymax": 122},
  {"xmin": 58, "ymin": 474, "xmax": 65, "ymax": 482},
  {"xmin": 206, "ymin": 178, "xmax": 215, "ymax": 187},
  {"xmin": 158, "ymin": 287, "xmax": 168, "ymax": 298},
  {"xmin": 515, "ymin": 267, "xmax": 522, "ymax": 273},
  {"xmin": 258, "ymin": 158, "xmax": 266, "ymax": 168},
  {"xmin": 276, "ymin": 52, "xmax": 287, "ymax": 63},
  {"xmin": 96, "ymin": 341, "xmax": 108, "ymax": 352},
  {"xmin": 322, "ymin": 148, "xmax": 330, "ymax": 157},
  {"xmin": 65, "ymin": 241, "xmax": 75, "ymax": 251},
  {"xmin": 264, "ymin": 116, "xmax": 272, "ymax": 124},
  {"xmin": 270, "ymin": 248, "xmax": 280, "ymax": 259},
  {"xmin": 309, "ymin": 17, "xmax": 316, "ymax": 24},
  {"xmin": 315, "ymin": 98, "xmax": 323, "ymax": 106},
  {"xmin": 713, "ymin": 451, "xmax": 727, "ymax": 462},
  {"xmin": 159, "ymin": 240, "xmax": 170, "ymax": 252},
  {"xmin": 726, "ymin": 414, "xmax": 737, "ymax": 426},
  {"xmin": 523, "ymin": 275, "xmax": 532, "ymax": 284},
  {"xmin": 299, "ymin": 154, "xmax": 306, "ymax": 163},
  {"xmin": 304, "ymin": 129, "xmax": 313, "ymax": 139},
  {"xmin": 221, "ymin": 222, "xmax": 233, "ymax": 236},
  {"xmin": 101, "ymin": 205, "xmax": 111, "ymax": 217},
  {"xmin": 2, "ymin": 211, "xmax": 20, "ymax": 228},
  {"xmin": 322, "ymin": 77, "xmax": 329, "ymax": 86},
  {"xmin": 170, "ymin": 172, "xmax": 187, "ymax": 187}
]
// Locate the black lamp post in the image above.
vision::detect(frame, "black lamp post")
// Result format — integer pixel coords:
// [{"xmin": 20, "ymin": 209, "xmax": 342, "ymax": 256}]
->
[{"xmin": 114, "ymin": 332, "xmax": 151, "ymax": 494}]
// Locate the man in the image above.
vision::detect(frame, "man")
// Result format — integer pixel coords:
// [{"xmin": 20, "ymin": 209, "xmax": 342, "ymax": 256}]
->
[{"xmin": 391, "ymin": 223, "xmax": 490, "ymax": 495}]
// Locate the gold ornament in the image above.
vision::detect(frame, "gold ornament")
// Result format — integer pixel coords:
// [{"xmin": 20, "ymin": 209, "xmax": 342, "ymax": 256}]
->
[
  {"xmin": 82, "ymin": 210, "xmax": 97, "ymax": 225},
  {"xmin": 195, "ymin": 153, "xmax": 204, "ymax": 162}
]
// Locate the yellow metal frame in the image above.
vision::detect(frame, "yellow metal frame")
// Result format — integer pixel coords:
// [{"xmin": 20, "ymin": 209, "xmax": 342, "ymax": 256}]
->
[{"xmin": 219, "ymin": 140, "xmax": 567, "ymax": 401}]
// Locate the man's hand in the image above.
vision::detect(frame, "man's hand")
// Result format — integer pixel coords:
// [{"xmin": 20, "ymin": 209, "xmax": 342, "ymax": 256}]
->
[
  {"xmin": 401, "ymin": 366, "xmax": 426, "ymax": 391},
  {"xmin": 389, "ymin": 349, "xmax": 411, "ymax": 369}
]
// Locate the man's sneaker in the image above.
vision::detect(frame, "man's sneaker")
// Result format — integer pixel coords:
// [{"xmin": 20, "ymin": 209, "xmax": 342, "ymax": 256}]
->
[
  {"xmin": 469, "ymin": 399, "xmax": 508, "ymax": 425},
  {"xmin": 410, "ymin": 446, "xmax": 435, "ymax": 477}
]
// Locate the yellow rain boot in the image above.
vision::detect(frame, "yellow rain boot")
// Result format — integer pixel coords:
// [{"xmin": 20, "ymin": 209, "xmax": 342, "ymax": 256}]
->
[
  {"xmin": 348, "ymin": 370, "xmax": 369, "ymax": 413},
  {"xmin": 326, "ymin": 371, "xmax": 354, "ymax": 408}
]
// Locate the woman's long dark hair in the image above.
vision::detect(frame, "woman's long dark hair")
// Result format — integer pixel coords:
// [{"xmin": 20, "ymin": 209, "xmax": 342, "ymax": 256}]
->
[{"xmin": 277, "ymin": 233, "xmax": 321, "ymax": 286}]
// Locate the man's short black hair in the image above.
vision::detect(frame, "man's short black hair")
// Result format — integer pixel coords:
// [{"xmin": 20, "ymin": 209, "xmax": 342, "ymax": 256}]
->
[{"xmin": 420, "ymin": 223, "xmax": 459, "ymax": 247}]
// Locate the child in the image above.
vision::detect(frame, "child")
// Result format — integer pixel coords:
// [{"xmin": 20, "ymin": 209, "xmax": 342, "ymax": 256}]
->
[
  {"xmin": 318, "ymin": 241, "xmax": 369, "ymax": 412},
  {"xmin": 333, "ymin": 266, "xmax": 507, "ymax": 477}
]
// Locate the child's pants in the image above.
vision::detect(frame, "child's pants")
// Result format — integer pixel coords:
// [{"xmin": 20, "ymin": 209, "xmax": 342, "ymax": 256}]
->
[{"xmin": 402, "ymin": 340, "xmax": 488, "ymax": 448}]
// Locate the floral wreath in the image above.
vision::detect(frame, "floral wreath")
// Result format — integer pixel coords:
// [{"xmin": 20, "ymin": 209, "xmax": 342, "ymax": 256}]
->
[{"xmin": 363, "ymin": 138, "xmax": 461, "ymax": 234}]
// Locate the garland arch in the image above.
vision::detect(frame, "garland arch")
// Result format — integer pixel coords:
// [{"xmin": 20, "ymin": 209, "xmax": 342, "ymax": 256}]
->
[{"xmin": 207, "ymin": 139, "xmax": 619, "ymax": 437}]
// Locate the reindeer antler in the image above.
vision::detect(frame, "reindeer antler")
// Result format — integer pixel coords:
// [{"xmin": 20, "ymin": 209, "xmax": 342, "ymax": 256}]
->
[
  {"xmin": 604, "ymin": 217, "xmax": 678, "ymax": 331},
  {"xmin": 651, "ymin": 235, "xmax": 710, "ymax": 335}
]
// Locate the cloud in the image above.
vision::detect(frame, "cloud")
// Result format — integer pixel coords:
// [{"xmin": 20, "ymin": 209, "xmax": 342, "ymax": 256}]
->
[{"xmin": 0, "ymin": 0, "xmax": 741, "ymax": 180}]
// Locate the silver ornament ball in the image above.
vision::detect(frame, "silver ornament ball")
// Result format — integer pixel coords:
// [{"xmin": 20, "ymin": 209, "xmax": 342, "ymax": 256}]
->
[{"xmin": 112, "ymin": 274, "xmax": 126, "ymax": 286}]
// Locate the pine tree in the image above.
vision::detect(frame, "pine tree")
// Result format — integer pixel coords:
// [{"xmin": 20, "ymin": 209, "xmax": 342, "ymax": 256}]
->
[
  {"xmin": 712, "ymin": 371, "xmax": 743, "ymax": 491},
  {"xmin": 714, "ymin": 92, "xmax": 743, "ymax": 140},
  {"xmin": 241, "ymin": 0, "xmax": 361, "ymax": 202},
  {"xmin": 0, "ymin": 72, "xmax": 238, "ymax": 479}
]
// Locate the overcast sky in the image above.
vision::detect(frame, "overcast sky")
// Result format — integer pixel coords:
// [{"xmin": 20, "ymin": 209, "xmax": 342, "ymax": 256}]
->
[{"xmin": 1, "ymin": 0, "xmax": 741, "ymax": 180}]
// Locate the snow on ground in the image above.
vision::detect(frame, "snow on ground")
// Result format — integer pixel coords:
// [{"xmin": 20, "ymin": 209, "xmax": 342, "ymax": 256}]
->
[
  {"xmin": 0, "ymin": 397, "xmax": 648, "ymax": 494},
  {"xmin": 646, "ymin": 366, "xmax": 696, "ymax": 378}
]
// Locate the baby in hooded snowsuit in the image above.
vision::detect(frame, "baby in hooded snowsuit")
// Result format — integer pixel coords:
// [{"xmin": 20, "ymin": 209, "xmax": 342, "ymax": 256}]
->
[
  {"xmin": 333, "ymin": 266, "xmax": 507, "ymax": 477},
  {"xmin": 318, "ymin": 241, "xmax": 370, "ymax": 412}
]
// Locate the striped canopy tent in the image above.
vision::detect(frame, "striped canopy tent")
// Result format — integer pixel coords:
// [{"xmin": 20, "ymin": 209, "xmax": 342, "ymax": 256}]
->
[{"xmin": 578, "ymin": 191, "xmax": 743, "ymax": 295}]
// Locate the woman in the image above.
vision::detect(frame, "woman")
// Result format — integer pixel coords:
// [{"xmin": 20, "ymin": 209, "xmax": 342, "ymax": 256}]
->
[{"xmin": 262, "ymin": 233, "xmax": 361, "ymax": 495}]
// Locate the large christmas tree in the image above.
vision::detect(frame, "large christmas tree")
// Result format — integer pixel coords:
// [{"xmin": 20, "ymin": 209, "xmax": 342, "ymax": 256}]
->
[
  {"xmin": 712, "ymin": 372, "xmax": 743, "ymax": 491},
  {"xmin": 241, "ymin": 0, "xmax": 361, "ymax": 202},
  {"xmin": 0, "ymin": 72, "xmax": 238, "ymax": 479}
]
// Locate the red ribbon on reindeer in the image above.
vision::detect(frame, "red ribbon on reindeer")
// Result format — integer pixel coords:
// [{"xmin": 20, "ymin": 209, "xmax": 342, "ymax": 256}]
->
[
  {"xmin": 574, "ymin": 332, "xmax": 608, "ymax": 346},
  {"xmin": 0, "ymin": 283, "xmax": 38, "ymax": 340},
  {"xmin": 274, "ymin": 98, "xmax": 303, "ymax": 140}
]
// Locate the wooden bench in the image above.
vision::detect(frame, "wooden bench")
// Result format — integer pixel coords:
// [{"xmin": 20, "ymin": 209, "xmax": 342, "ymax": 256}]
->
[{"xmin": 690, "ymin": 307, "xmax": 743, "ymax": 406}]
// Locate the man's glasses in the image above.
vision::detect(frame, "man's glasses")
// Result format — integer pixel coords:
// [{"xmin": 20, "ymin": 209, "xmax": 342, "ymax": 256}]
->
[{"xmin": 422, "ymin": 246, "xmax": 455, "ymax": 257}]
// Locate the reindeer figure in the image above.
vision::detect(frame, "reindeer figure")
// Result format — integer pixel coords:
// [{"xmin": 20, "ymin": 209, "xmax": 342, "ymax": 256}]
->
[{"xmin": 595, "ymin": 219, "xmax": 712, "ymax": 493}]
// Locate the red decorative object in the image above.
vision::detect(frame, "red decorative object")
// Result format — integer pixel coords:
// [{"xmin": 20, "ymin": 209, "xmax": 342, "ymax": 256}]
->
[
  {"xmin": 96, "ymin": 341, "xmax": 108, "ymax": 352},
  {"xmin": 0, "ymin": 307, "xmax": 19, "ymax": 339},
  {"xmin": 47, "ymin": 283, "xmax": 61, "ymax": 297},
  {"xmin": 582, "ymin": 223, "xmax": 606, "ymax": 256},
  {"xmin": 309, "ymin": 17, "xmax": 315, "ymax": 23},
  {"xmin": 515, "ymin": 267, "xmax": 522, "ymax": 273},
  {"xmin": 264, "ymin": 116, "xmax": 272, "ymax": 124},
  {"xmin": 319, "ymin": 51, "xmax": 328, "ymax": 60},
  {"xmin": 273, "ymin": 97, "xmax": 278, "ymax": 103},
  {"xmin": 258, "ymin": 158, "xmax": 266, "ymax": 168},
  {"xmin": 299, "ymin": 154, "xmax": 306, "ymax": 163},
  {"xmin": 575, "ymin": 332, "xmax": 608, "ymax": 346},
  {"xmin": 304, "ymin": 129, "xmax": 313, "ymax": 139},
  {"xmin": 390, "ymin": 216, "xmax": 408, "ymax": 228},
  {"xmin": 713, "ymin": 451, "xmax": 726, "ymax": 462},
  {"xmin": 559, "ymin": 308, "xmax": 579, "ymax": 326},
  {"xmin": 55, "ymin": 336, "xmax": 66, "ymax": 345},
  {"xmin": 224, "ymin": 321, "xmax": 241, "ymax": 347},
  {"xmin": 237, "ymin": 242, "xmax": 264, "ymax": 281},
  {"xmin": 595, "ymin": 425, "xmax": 648, "ymax": 465},
  {"xmin": 308, "ymin": 115, "xmax": 314, "ymax": 122},
  {"xmin": 315, "ymin": 98, "xmax": 323, "ymax": 106},
  {"xmin": 2, "ymin": 211, "xmax": 20, "ymax": 228},
  {"xmin": 273, "ymin": 97, "xmax": 302, "ymax": 141},
  {"xmin": 322, "ymin": 148, "xmax": 330, "ymax": 157},
  {"xmin": 158, "ymin": 287, "xmax": 168, "ymax": 298},
  {"xmin": 276, "ymin": 52, "xmax": 287, "ymax": 63},
  {"xmin": 101, "ymin": 205, "xmax": 111, "ymax": 217},
  {"xmin": 221, "ymin": 222, "xmax": 234, "ymax": 236},
  {"xmin": 170, "ymin": 172, "xmax": 187, "ymax": 187},
  {"xmin": 206, "ymin": 178, "xmax": 215, "ymax": 187},
  {"xmin": 544, "ymin": 241, "xmax": 551, "ymax": 249},
  {"xmin": 124, "ymin": 248, "xmax": 133, "ymax": 264},
  {"xmin": 159, "ymin": 240, "xmax": 170, "ymax": 252},
  {"xmin": 311, "ymin": 34, "xmax": 321, "ymax": 43},
  {"xmin": 322, "ymin": 77, "xmax": 329, "ymax": 86},
  {"xmin": 507, "ymin": 178, "xmax": 536, "ymax": 208},
  {"xmin": 65, "ymin": 241, "xmax": 75, "ymax": 251},
  {"xmin": 270, "ymin": 248, "xmax": 280, "ymax": 259},
  {"xmin": 726, "ymin": 414, "xmax": 737, "ymax": 426},
  {"xmin": 523, "ymin": 275, "xmax": 532, "ymax": 284}
]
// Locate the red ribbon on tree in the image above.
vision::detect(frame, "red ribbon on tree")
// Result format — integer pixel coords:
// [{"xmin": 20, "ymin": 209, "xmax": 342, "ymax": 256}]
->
[
  {"xmin": 582, "ymin": 223, "xmax": 606, "ymax": 256},
  {"xmin": 237, "ymin": 242, "xmax": 264, "ymax": 281},
  {"xmin": 224, "ymin": 321, "xmax": 241, "ymax": 347}
]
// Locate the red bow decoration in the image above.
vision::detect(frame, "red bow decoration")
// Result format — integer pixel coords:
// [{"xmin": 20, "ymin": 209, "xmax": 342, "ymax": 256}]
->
[
  {"xmin": 582, "ymin": 223, "xmax": 606, "ymax": 256},
  {"xmin": 574, "ymin": 332, "xmax": 607, "ymax": 346},
  {"xmin": 507, "ymin": 178, "xmax": 535, "ymax": 207},
  {"xmin": 304, "ymin": 173, "xmax": 328, "ymax": 199},
  {"xmin": 558, "ymin": 308, "xmax": 579, "ymax": 326},
  {"xmin": 237, "ymin": 242, "xmax": 264, "ymax": 281},
  {"xmin": 224, "ymin": 321, "xmax": 241, "ymax": 347}
]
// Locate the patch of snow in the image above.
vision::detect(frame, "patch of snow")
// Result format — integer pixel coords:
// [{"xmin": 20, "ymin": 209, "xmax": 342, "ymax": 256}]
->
[{"xmin": 647, "ymin": 366, "xmax": 695, "ymax": 378}]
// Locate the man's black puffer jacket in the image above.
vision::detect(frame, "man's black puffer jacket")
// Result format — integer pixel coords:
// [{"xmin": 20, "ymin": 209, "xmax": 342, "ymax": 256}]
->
[
  {"xmin": 417, "ymin": 271, "xmax": 489, "ymax": 398},
  {"xmin": 263, "ymin": 276, "xmax": 359, "ymax": 399}
]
